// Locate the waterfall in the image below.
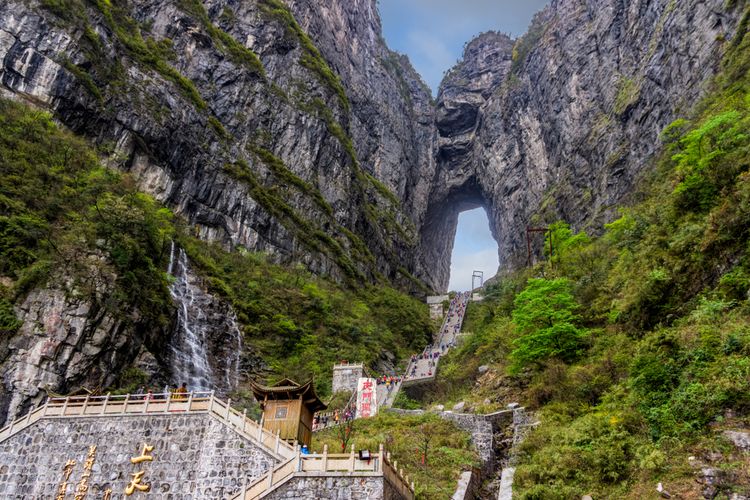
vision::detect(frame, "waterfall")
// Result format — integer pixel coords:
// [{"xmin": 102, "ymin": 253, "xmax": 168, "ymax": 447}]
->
[
  {"xmin": 224, "ymin": 314, "xmax": 242, "ymax": 392},
  {"xmin": 167, "ymin": 242, "xmax": 215, "ymax": 392},
  {"xmin": 166, "ymin": 242, "xmax": 243, "ymax": 395}
]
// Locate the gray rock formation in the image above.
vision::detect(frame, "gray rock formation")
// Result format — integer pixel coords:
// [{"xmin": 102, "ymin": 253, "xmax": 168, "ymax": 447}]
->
[
  {"xmin": 0, "ymin": 0, "xmax": 746, "ymax": 421},
  {"xmin": 0, "ymin": 260, "xmax": 169, "ymax": 423},
  {"xmin": 0, "ymin": 0, "xmax": 434, "ymax": 291},
  {"xmin": 0, "ymin": 0, "xmax": 742, "ymax": 289},
  {"xmin": 430, "ymin": 0, "xmax": 743, "ymax": 275}
]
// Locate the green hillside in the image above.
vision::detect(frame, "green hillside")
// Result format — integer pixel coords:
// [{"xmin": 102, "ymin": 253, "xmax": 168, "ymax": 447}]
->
[
  {"xmin": 418, "ymin": 6, "xmax": 750, "ymax": 498},
  {"xmin": 0, "ymin": 97, "xmax": 432, "ymax": 398}
]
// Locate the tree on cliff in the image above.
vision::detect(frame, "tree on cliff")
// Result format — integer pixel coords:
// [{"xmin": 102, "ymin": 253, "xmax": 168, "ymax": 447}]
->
[{"xmin": 509, "ymin": 278, "xmax": 587, "ymax": 373}]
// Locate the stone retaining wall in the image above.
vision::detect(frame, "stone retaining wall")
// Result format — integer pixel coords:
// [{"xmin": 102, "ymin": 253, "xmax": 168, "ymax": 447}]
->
[
  {"xmin": 0, "ymin": 413, "xmax": 276, "ymax": 498},
  {"xmin": 264, "ymin": 473, "xmax": 405, "ymax": 500},
  {"xmin": 332, "ymin": 364, "xmax": 365, "ymax": 394},
  {"xmin": 388, "ymin": 408, "xmax": 513, "ymax": 475},
  {"xmin": 452, "ymin": 468, "xmax": 481, "ymax": 500}
]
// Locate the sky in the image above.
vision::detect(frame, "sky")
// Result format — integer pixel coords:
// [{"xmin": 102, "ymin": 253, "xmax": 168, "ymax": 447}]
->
[
  {"xmin": 378, "ymin": 0, "xmax": 550, "ymax": 94},
  {"xmin": 378, "ymin": 0, "xmax": 549, "ymax": 291},
  {"xmin": 448, "ymin": 208, "xmax": 499, "ymax": 291}
]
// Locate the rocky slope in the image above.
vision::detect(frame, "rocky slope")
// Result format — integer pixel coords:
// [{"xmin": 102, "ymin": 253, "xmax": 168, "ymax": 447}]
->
[
  {"xmin": 0, "ymin": 0, "xmax": 747, "ymax": 422},
  {"xmin": 429, "ymin": 0, "xmax": 744, "ymax": 273},
  {"xmin": 1, "ymin": 0, "xmax": 742, "ymax": 289},
  {"xmin": 0, "ymin": 0, "xmax": 435, "ymax": 290}
]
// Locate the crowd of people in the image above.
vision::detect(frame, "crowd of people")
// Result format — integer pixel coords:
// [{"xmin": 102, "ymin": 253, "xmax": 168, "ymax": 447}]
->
[
  {"xmin": 132, "ymin": 382, "xmax": 193, "ymax": 401},
  {"xmin": 311, "ymin": 292, "xmax": 471, "ymax": 429},
  {"xmin": 377, "ymin": 375, "xmax": 401, "ymax": 392},
  {"xmin": 403, "ymin": 292, "xmax": 470, "ymax": 381},
  {"xmin": 312, "ymin": 406, "xmax": 356, "ymax": 431}
]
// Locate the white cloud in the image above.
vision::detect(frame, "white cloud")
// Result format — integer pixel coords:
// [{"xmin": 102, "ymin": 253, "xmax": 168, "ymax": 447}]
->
[
  {"xmin": 448, "ymin": 248, "xmax": 499, "ymax": 292},
  {"xmin": 406, "ymin": 30, "xmax": 458, "ymax": 89}
]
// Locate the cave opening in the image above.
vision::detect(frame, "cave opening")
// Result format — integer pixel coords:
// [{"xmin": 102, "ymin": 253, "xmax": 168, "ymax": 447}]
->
[
  {"xmin": 448, "ymin": 207, "xmax": 499, "ymax": 292},
  {"xmin": 419, "ymin": 178, "xmax": 499, "ymax": 293}
]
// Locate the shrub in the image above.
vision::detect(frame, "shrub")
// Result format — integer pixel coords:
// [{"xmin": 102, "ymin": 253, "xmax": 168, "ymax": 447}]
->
[{"xmin": 509, "ymin": 278, "xmax": 588, "ymax": 372}]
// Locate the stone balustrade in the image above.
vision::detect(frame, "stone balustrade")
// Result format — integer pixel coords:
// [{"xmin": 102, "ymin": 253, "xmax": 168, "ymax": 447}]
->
[
  {"xmin": 0, "ymin": 392, "xmax": 296, "ymax": 460},
  {"xmin": 234, "ymin": 443, "xmax": 414, "ymax": 500}
]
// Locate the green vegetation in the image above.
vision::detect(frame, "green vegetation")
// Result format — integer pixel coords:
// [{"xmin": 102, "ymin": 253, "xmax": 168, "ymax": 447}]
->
[
  {"xmin": 249, "ymin": 145, "xmax": 334, "ymax": 217},
  {"xmin": 259, "ymin": 0, "xmax": 349, "ymax": 112},
  {"xmin": 90, "ymin": 0, "xmax": 208, "ymax": 110},
  {"xmin": 614, "ymin": 75, "xmax": 642, "ymax": 115},
  {"xmin": 509, "ymin": 278, "xmax": 588, "ymax": 372},
  {"xmin": 0, "ymin": 95, "xmax": 432, "ymax": 399},
  {"xmin": 420, "ymin": 5, "xmax": 750, "ymax": 497},
  {"xmin": 0, "ymin": 98, "xmax": 174, "ymax": 328},
  {"xmin": 61, "ymin": 59, "xmax": 103, "ymax": 101},
  {"xmin": 0, "ymin": 297, "xmax": 22, "ymax": 335},
  {"xmin": 511, "ymin": 13, "xmax": 545, "ymax": 74},
  {"xmin": 179, "ymin": 237, "xmax": 432, "ymax": 398},
  {"xmin": 313, "ymin": 412, "xmax": 479, "ymax": 499}
]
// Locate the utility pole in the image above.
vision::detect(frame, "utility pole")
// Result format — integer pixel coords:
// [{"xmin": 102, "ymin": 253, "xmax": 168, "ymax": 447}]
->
[{"xmin": 471, "ymin": 271, "xmax": 484, "ymax": 292}]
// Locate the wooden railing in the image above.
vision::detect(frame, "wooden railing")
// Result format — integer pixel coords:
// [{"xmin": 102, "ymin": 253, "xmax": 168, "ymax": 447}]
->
[
  {"xmin": 0, "ymin": 392, "xmax": 295, "ymax": 460},
  {"xmin": 233, "ymin": 443, "xmax": 414, "ymax": 500}
]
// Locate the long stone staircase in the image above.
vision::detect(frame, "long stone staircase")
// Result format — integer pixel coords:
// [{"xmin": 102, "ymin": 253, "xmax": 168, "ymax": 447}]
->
[{"xmin": 400, "ymin": 292, "xmax": 470, "ymax": 389}]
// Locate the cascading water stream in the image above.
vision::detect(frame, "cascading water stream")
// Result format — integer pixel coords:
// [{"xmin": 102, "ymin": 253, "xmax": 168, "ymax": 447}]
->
[
  {"xmin": 166, "ymin": 242, "xmax": 243, "ymax": 395},
  {"xmin": 167, "ymin": 242, "xmax": 214, "ymax": 392}
]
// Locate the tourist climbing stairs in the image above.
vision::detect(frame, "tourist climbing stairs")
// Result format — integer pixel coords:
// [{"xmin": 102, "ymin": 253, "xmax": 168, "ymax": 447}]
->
[
  {"xmin": 311, "ymin": 292, "xmax": 471, "ymax": 428},
  {"xmin": 401, "ymin": 292, "xmax": 470, "ymax": 388}
]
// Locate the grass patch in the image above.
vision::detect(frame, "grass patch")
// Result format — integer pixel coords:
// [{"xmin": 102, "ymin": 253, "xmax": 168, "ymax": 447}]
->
[{"xmin": 312, "ymin": 412, "xmax": 479, "ymax": 499}]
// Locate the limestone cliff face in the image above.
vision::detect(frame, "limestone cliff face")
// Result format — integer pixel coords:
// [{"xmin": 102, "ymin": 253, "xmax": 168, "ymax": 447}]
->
[
  {"xmin": 0, "ymin": 258, "xmax": 169, "ymax": 421},
  {"xmin": 3, "ymin": 0, "xmax": 737, "ymax": 291},
  {"xmin": 0, "ymin": 0, "xmax": 434, "ymax": 288},
  {"xmin": 0, "ymin": 0, "xmax": 745, "ymax": 421},
  {"xmin": 431, "ymin": 0, "xmax": 742, "ymax": 275},
  {"xmin": 0, "ymin": 0, "xmax": 436, "ymax": 421}
]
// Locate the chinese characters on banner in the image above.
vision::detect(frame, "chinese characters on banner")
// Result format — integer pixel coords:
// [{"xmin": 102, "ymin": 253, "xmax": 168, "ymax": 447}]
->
[{"xmin": 356, "ymin": 377, "xmax": 378, "ymax": 419}]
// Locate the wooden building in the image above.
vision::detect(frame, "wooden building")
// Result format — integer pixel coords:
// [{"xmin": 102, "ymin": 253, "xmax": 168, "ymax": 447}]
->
[{"xmin": 250, "ymin": 378, "xmax": 326, "ymax": 447}]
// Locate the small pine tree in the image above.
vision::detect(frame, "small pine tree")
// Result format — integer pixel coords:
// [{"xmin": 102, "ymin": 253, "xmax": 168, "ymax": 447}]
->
[{"xmin": 509, "ymin": 278, "xmax": 587, "ymax": 373}]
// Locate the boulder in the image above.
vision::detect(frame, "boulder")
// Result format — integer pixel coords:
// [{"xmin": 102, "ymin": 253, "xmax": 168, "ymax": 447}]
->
[{"xmin": 723, "ymin": 430, "xmax": 750, "ymax": 452}]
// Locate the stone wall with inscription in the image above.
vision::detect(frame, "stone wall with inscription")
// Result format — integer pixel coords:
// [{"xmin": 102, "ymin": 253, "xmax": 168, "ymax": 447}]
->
[{"xmin": 0, "ymin": 413, "xmax": 277, "ymax": 498}]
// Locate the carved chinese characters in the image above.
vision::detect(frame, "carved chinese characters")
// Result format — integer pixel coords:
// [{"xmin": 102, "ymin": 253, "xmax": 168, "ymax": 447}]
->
[{"xmin": 125, "ymin": 443, "xmax": 155, "ymax": 495}]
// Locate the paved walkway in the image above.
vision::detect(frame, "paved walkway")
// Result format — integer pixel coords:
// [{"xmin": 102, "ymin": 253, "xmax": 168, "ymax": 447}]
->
[
  {"xmin": 402, "ymin": 292, "xmax": 470, "ymax": 386},
  {"xmin": 312, "ymin": 292, "xmax": 470, "ymax": 428}
]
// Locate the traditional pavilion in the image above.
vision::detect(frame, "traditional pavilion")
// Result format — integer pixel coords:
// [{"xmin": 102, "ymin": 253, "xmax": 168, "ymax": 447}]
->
[{"xmin": 250, "ymin": 378, "xmax": 326, "ymax": 447}]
